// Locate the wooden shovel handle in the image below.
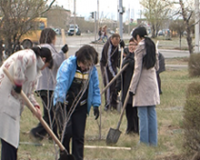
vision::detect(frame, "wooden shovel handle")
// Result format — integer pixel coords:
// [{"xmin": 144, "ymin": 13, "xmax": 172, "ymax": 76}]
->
[
  {"xmin": 3, "ymin": 68, "xmax": 65, "ymax": 151},
  {"xmin": 116, "ymin": 93, "xmax": 129, "ymax": 130},
  {"xmin": 120, "ymin": 47, "xmax": 124, "ymax": 70},
  {"xmin": 100, "ymin": 63, "xmax": 128, "ymax": 95}
]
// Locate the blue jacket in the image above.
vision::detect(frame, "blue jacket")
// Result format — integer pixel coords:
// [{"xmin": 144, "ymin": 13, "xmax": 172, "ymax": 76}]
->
[{"xmin": 53, "ymin": 56, "xmax": 101, "ymax": 114}]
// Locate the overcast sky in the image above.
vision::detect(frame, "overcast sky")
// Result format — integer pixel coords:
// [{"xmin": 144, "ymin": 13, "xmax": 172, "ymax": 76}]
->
[{"xmin": 54, "ymin": 0, "xmax": 141, "ymax": 21}]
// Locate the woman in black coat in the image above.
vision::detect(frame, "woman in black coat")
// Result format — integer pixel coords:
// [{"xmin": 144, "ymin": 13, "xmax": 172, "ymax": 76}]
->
[
  {"xmin": 157, "ymin": 52, "xmax": 166, "ymax": 94},
  {"xmin": 116, "ymin": 38, "xmax": 139, "ymax": 134}
]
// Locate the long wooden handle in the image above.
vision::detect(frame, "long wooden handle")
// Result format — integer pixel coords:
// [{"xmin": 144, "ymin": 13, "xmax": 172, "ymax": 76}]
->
[
  {"xmin": 116, "ymin": 92, "xmax": 129, "ymax": 130},
  {"xmin": 61, "ymin": 28, "xmax": 68, "ymax": 59},
  {"xmin": 3, "ymin": 68, "xmax": 65, "ymax": 151}
]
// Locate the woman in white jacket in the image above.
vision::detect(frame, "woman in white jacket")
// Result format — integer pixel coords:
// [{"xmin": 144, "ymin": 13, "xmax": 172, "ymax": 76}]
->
[
  {"xmin": 0, "ymin": 47, "xmax": 53, "ymax": 160},
  {"xmin": 129, "ymin": 27, "xmax": 160, "ymax": 146}
]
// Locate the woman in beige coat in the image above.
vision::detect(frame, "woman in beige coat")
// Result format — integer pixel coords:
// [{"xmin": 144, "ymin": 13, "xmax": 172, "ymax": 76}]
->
[
  {"xmin": 129, "ymin": 27, "xmax": 160, "ymax": 146},
  {"xmin": 0, "ymin": 47, "xmax": 52, "ymax": 160}
]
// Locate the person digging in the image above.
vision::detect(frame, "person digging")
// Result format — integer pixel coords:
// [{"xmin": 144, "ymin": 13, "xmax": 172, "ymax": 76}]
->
[{"xmin": 54, "ymin": 45, "xmax": 101, "ymax": 160}]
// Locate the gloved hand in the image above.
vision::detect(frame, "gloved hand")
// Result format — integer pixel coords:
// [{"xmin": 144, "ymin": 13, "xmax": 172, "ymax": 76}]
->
[
  {"xmin": 61, "ymin": 44, "xmax": 68, "ymax": 53},
  {"xmin": 93, "ymin": 107, "xmax": 99, "ymax": 120},
  {"xmin": 129, "ymin": 91, "xmax": 135, "ymax": 97},
  {"xmin": 120, "ymin": 39, "xmax": 125, "ymax": 48},
  {"xmin": 13, "ymin": 84, "xmax": 22, "ymax": 94}
]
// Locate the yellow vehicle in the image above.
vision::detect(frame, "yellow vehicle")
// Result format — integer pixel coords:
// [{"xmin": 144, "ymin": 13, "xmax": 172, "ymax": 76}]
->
[{"xmin": 20, "ymin": 17, "xmax": 47, "ymax": 47}]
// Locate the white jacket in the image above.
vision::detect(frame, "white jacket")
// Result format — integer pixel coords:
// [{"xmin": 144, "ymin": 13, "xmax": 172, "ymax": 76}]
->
[
  {"xmin": 36, "ymin": 44, "xmax": 65, "ymax": 91},
  {"xmin": 0, "ymin": 49, "xmax": 44, "ymax": 148}
]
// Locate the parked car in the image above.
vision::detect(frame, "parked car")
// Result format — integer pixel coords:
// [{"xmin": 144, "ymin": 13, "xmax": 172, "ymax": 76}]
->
[
  {"xmin": 158, "ymin": 30, "xmax": 164, "ymax": 36},
  {"xmin": 67, "ymin": 24, "xmax": 81, "ymax": 36},
  {"xmin": 54, "ymin": 28, "xmax": 61, "ymax": 35}
]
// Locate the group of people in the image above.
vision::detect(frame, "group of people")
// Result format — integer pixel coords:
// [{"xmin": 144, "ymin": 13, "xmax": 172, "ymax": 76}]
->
[
  {"xmin": 97, "ymin": 25, "xmax": 108, "ymax": 43},
  {"xmin": 0, "ymin": 26, "xmax": 162, "ymax": 160},
  {"xmin": 0, "ymin": 27, "xmax": 101, "ymax": 160},
  {"xmin": 101, "ymin": 27, "xmax": 161, "ymax": 146}
]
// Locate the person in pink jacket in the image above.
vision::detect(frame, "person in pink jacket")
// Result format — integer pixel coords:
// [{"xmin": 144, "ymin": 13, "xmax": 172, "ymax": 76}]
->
[
  {"xmin": 0, "ymin": 46, "xmax": 52, "ymax": 160},
  {"xmin": 129, "ymin": 26, "xmax": 160, "ymax": 146},
  {"xmin": 30, "ymin": 28, "xmax": 68, "ymax": 140}
]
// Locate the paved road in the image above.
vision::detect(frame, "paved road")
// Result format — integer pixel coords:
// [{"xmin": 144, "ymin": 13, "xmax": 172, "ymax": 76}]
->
[{"xmin": 55, "ymin": 34, "xmax": 190, "ymax": 59}]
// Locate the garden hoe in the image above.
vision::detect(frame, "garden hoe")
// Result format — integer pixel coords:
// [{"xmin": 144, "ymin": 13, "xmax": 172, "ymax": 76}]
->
[
  {"xmin": 3, "ymin": 68, "xmax": 75, "ymax": 160},
  {"xmin": 106, "ymin": 90, "xmax": 130, "ymax": 144}
]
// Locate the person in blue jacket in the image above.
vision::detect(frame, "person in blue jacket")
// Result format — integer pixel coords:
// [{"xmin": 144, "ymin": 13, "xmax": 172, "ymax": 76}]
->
[{"xmin": 53, "ymin": 45, "xmax": 101, "ymax": 160}]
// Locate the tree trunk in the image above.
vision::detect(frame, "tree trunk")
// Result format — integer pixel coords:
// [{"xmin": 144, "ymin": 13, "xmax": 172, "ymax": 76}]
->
[
  {"xmin": 151, "ymin": 25, "xmax": 156, "ymax": 38},
  {"xmin": 186, "ymin": 26, "xmax": 193, "ymax": 54},
  {"xmin": 0, "ymin": 40, "xmax": 3, "ymax": 65},
  {"xmin": 179, "ymin": 0, "xmax": 194, "ymax": 54},
  {"xmin": 5, "ymin": 38, "xmax": 12, "ymax": 57}
]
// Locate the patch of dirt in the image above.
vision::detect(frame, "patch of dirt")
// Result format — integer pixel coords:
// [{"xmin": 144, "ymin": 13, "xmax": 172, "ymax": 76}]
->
[{"xmin": 155, "ymin": 154, "xmax": 188, "ymax": 160}]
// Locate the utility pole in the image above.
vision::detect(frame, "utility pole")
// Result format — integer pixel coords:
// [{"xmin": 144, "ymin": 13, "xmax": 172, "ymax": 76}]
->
[
  {"xmin": 73, "ymin": 0, "xmax": 76, "ymax": 36},
  {"xmin": 195, "ymin": 0, "xmax": 199, "ymax": 53},
  {"xmin": 118, "ymin": 0, "xmax": 124, "ymax": 39},
  {"xmin": 128, "ymin": 6, "xmax": 130, "ymax": 34},
  {"xmin": 97, "ymin": 0, "xmax": 99, "ymax": 33},
  {"xmin": 94, "ymin": 12, "xmax": 97, "ymax": 41}
]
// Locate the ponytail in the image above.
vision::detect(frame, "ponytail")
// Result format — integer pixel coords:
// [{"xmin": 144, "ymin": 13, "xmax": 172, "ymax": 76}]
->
[
  {"xmin": 143, "ymin": 37, "xmax": 156, "ymax": 69},
  {"xmin": 31, "ymin": 46, "xmax": 53, "ymax": 69},
  {"xmin": 31, "ymin": 46, "xmax": 40, "ymax": 57}
]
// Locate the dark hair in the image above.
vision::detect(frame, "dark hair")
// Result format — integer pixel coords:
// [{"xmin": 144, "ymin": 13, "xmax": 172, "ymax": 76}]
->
[
  {"xmin": 132, "ymin": 26, "xmax": 147, "ymax": 40},
  {"xmin": 31, "ymin": 47, "xmax": 53, "ymax": 69},
  {"xmin": 75, "ymin": 45, "xmax": 99, "ymax": 65},
  {"xmin": 111, "ymin": 33, "xmax": 120, "ymax": 39},
  {"xmin": 129, "ymin": 37, "xmax": 134, "ymax": 43},
  {"xmin": 132, "ymin": 27, "xmax": 156, "ymax": 69},
  {"xmin": 39, "ymin": 28, "xmax": 56, "ymax": 44}
]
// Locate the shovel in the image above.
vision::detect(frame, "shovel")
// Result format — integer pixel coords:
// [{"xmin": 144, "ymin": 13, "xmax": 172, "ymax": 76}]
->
[
  {"xmin": 106, "ymin": 91, "xmax": 130, "ymax": 145},
  {"xmin": 101, "ymin": 63, "xmax": 128, "ymax": 95},
  {"xmin": 117, "ymin": 47, "xmax": 124, "ymax": 112},
  {"xmin": 3, "ymin": 68, "xmax": 75, "ymax": 160}
]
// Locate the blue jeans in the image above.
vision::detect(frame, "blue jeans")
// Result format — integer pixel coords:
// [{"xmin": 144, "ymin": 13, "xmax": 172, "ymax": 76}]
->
[{"xmin": 137, "ymin": 106, "xmax": 158, "ymax": 146}]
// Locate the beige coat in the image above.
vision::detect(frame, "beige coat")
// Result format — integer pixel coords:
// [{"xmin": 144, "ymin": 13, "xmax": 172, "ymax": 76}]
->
[
  {"xmin": 129, "ymin": 39, "xmax": 160, "ymax": 107},
  {"xmin": 0, "ymin": 49, "xmax": 43, "ymax": 148}
]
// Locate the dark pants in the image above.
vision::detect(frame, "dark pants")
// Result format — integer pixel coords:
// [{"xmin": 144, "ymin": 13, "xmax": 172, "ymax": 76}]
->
[
  {"xmin": 101, "ymin": 65, "xmax": 118, "ymax": 110},
  {"xmin": 1, "ymin": 139, "xmax": 17, "ymax": 160},
  {"xmin": 31, "ymin": 90, "xmax": 58, "ymax": 138},
  {"xmin": 61, "ymin": 104, "xmax": 87, "ymax": 160},
  {"xmin": 156, "ymin": 73, "xmax": 162, "ymax": 94},
  {"xmin": 125, "ymin": 104, "xmax": 139, "ymax": 134}
]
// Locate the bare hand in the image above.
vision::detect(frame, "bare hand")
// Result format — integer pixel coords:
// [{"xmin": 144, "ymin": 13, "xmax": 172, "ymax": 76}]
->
[{"xmin": 34, "ymin": 107, "xmax": 42, "ymax": 119}]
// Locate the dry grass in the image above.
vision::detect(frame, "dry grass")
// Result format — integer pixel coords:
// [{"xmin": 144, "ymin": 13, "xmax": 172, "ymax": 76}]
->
[
  {"xmin": 0, "ymin": 58, "xmax": 198, "ymax": 160},
  {"xmin": 152, "ymin": 37, "xmax": 191, "ymax": 50}
]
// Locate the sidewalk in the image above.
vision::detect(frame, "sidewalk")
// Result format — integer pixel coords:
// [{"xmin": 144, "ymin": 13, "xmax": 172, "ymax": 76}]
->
[{"xmin": 166, "ymin": 64, "xmax": 188, "ymax": 70}]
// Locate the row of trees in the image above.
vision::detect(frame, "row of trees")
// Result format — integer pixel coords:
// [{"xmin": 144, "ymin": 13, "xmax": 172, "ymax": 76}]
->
[
  {"xmin": 0, "ymin": 0, "xmax": 56, "ymax": 64},
  {"xmin": 140, "ymin": 0, "xmax": 196, "ymax": 54},
  {"xmin": 0, "ymin": 0, "xmax": 197, "ymax": 64}
]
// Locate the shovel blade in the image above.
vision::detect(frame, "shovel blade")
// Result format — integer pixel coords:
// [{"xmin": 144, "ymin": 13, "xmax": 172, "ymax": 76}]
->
[
  {"xmin": 106, "ymin": 128, "xmax": 121, "ymax": 145},
  {"xmin": 59, "ymin": 150, "xmax": 76, "ymax": 160}
]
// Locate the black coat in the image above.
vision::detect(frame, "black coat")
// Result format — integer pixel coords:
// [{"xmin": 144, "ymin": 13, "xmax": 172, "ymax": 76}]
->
[
  {"xmin": 157, "ymin": 52, "xmax": 166, "ymax": 74},
  {"xmin": 116, "ymin": 51, "xmax": 135, "ymax": 104}
]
